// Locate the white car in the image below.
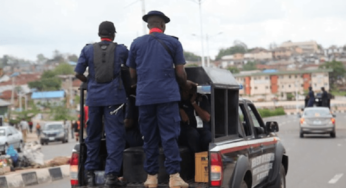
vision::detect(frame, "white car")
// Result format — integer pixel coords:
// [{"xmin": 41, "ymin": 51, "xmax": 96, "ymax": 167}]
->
[{"xmin": 0, "ymin": 125, "xmax": 24, "ymax": 154}]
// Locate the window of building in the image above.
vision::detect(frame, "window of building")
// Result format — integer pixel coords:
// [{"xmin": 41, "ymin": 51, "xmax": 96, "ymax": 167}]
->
[
  {"xmin": 301, "ymin": 84, "xmax": 303, "ymax": 87},
  {"xmin": 289, "ymin": 75, "xmax": 291, "ymax": 79},
  {"xmin": 265, "ymin": 86, "xmax": 268, "ymax": 89},
  {"xmin": 289, "ymin": 85, "xmax": 291, "ymax": 88},
  {"xmin": 295, "ymin": 75, "xmax": 297, "ymax": 78},
  {"xmin": 282, "ymin": 85, "xmax": 284, "ymax": 88},
  {"xmin": 254, "ymin": 87, "xmax": 258, "ymax": 90},
  {"xmin": 265, "ymin": 77, "xmax": 269, "ymax": 80}
]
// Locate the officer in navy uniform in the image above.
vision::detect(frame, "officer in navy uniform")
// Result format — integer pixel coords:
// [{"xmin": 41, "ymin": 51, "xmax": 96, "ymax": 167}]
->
[
  {"xmin": 179, "ymin": 81, "xmax": 211, "ymax": 153},
  {"xmin": 75, "ymin": 21, "xmax": 127, "ymax": 188},
  {"xmin": 124, "ymin": 95, "xmax": 143, "ymax": 148},
  {"xmin": 127, "ymin": 10, "xmax": 189, "ymax": 188}
]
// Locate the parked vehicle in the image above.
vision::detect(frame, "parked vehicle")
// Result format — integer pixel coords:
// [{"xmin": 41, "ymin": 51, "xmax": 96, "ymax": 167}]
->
[
  {"xmin": 70, "ymin": 67, "xmax": 288, "ymax": 188},
  {"xmin": 40, "ymin": 122, "xmax": 69, "ymax": 145},
  {"xmin": 299, "ymin": 107, "xmax": 336, "ymax": 138},
  {"xmin": 0, "ymin": 125, "xmax": 24, "ymax": 154}
]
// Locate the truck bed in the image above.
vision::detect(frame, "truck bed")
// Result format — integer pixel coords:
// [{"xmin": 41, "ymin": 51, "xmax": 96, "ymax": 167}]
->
[{"xmin": 74, "ymin": 182, "xmax": 208, "ymax": 188}]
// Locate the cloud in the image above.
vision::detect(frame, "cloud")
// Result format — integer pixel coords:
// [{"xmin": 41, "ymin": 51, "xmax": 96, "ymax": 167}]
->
[{"xmin": 0, "ymin": 0, "xmax": 345, "ymax": 61}]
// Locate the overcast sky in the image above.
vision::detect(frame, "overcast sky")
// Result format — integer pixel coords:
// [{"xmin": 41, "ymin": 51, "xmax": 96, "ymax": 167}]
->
[{"xmin": 1, "ymin": 0, "xmax": 346, "ymax": 61}]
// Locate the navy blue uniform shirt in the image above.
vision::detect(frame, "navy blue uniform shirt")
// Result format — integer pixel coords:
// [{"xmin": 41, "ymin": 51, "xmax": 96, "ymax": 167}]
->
[
  {"xmin": 126, "ymin": 32, "xmax": 186, "ymax": 106},
  {"xmin": 75, "ymin": 41, "xmax": 128, "ymax": 106},
  {"xmin": 180, "ymin": 94, "xmax": 210, "ymax": 129}
]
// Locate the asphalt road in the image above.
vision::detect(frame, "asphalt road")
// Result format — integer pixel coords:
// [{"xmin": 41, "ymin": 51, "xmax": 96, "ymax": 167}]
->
[
  {"xmin": 41, "ymin": 134, "xmax": 78, "ymax": 160},
  {"xmin": 30, "ymin": 114, "xmax": 346, "ymax": 188}
]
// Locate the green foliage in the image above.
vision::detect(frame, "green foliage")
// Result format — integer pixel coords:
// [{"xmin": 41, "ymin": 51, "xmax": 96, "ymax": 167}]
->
[
  {"xmin": 54, "ymin": 62, "xmax": 74, "ymax": 75},
  {"xmin": 183, "ymin": 51, "xmax": 200, "ymax": 62},
  {"xmin": 286, "ymin": 93, "xmax": 294, "ymax": 101},
  {"xmin": 50, "ymin": 105, "xmax": 72, "ymax": 120},
  {"xmin": 216, "ymin": 46, "xmax": 246, "ymax": 60},
  {"xmin": 28, "ymin": 70, "xmax": 62, "ymax": 91},
  {"xmin": 67, "ymin": 54, "xmax": 78, "ymax": 62},
  {"xmin": 258, "ymin": 107, "xmax": 286, "ymax": 118},
  {"xmin": 319, "ymin": 60, "xmax": 346, "ymax": 87},
  {"xmin": 227, "ymin": 66, "xmax": 240, "ymax": 74},
  {"xmin": 243, "ymin": 61, "xmax": 257, "ymax": 71},
  {"xmin": 330, "ymin": 89, "xmax": 346, "ymax": 96},
  {"xmin": 186, "ymin": 63, "xmax": 199, "ymax": 67}
]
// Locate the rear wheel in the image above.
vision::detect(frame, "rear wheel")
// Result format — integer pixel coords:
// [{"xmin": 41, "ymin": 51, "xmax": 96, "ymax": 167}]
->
[
  {"xmin": 279, "ymin": 164, "xmax": 286, "ymax": 188},
  {"xmin": 17, "ymin": 141, "xmax": 23, "ymax": 152},
  {"xmin": 240, "ymin": 180, "xmax": 249, "ymax": 188}
]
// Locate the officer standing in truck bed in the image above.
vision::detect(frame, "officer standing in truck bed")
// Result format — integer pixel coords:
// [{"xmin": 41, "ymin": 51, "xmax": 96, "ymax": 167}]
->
[
  {"xmin": 127, "ymin": 10, "xmax": 189, "ymax": 188},
  {"xmin": 74, "ymin": 21, "xmax": 127, "ymax": 188}
]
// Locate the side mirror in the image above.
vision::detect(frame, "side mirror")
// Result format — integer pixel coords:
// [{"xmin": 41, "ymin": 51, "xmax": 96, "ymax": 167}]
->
[
  {"xmin": 254, "ymin": 127, "xmax": 265, "ymax": 135},
  {"xmin": 265, "ymin": 121, "xmax": 279, "ymax": 133},
  {"xmin": 332, "ymin": 114, "xmax": 336, "ymax": 118}
]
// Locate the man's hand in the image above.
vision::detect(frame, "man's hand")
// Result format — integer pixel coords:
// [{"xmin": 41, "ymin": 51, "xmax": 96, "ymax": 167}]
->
[
  {"xmin": 179, "ymin": 109, "xmax": 190, "ymax": 125},
  {"xmin": 75, "ymin": 73, "xmax": 87, "ymax": 82},
  {"xmin": 124, "ymin": 119, "xmax": 133, "ymax": 129}
]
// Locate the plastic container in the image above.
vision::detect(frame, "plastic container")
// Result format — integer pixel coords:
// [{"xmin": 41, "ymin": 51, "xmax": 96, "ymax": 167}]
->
[{"xmin": 197, "ymin": 85, "xmax": 211, "ymax": 94}]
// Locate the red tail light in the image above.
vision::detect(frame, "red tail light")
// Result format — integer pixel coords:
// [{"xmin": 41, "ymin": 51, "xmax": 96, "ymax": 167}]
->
[
  {"xmin": 300, "ymin": 118, "xmax": 304, "ymax": 124},
  {"xmin": 70, "ymin": 152, "xmax": 79, "ymax": 186},
  {"xmin": 331, "ymin": 118, "xmax": 335, "ymax": 124},
  {"xmin": 210, "ymin": 152, "xmax": 223, "ymax": 187}
]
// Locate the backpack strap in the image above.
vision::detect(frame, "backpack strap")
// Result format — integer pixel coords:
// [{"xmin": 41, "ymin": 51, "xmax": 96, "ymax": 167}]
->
[{"xmin": 150, "ymin": 33, "xmax": 175, "ymax": 61}]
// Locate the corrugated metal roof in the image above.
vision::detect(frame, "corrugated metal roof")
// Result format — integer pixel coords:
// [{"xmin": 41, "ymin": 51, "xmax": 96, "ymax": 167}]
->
[
  {"xmin": 0, "ymin": 99, "xmax": 11, "ymax": 106},
  {"xmin": 31, "ymin": 91, "xmax": 65, "ymax": 99}
]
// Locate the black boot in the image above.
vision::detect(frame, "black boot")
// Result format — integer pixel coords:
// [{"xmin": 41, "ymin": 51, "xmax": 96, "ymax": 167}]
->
[
  {"xmin": 104, "ymin": 173, "xmax": 127, "ymax": 188},
  {"xmin": 86, "ymin": 171, "xmax": 95, "ymax": 188}
]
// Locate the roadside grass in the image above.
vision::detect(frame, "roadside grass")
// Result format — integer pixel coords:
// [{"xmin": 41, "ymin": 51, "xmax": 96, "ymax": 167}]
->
[
  {"xmin": 330, "ymin": 90, "xmax": 346, "ymax": 96},
  {"xmin": 258, "ymin": 107, "xmax": 286, "ymax": 118}
]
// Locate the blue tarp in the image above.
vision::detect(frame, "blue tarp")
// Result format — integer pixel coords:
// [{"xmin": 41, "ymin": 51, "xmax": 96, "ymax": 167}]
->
[{"xmin": 31, "ymin": 91, "xmax": 65, "ymax": 99}]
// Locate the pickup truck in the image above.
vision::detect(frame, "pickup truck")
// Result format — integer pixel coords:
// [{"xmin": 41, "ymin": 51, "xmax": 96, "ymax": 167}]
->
[{"xmin": 69, "ymin": 67, "xmax": 288, "ymax": 188}]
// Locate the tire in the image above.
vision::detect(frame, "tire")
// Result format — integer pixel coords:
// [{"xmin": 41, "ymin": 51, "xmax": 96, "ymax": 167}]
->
[
  {"xmin": 279, "ymin": 164, "xmax": 286, "ymax": 188},
  {"xmin": 300, "ymin": 131, "xmax": 304, "ymax": 138},
  {"xmin": 330, "ymin": 131, "xmax": 336, "ymax": 138},
  {"xmin": 240, "ymin": 180, "xmax": 249, "ymax": 188},
  {"xmin": 17, "ymin": 141, "xmax": 23, "ymax": 152}
]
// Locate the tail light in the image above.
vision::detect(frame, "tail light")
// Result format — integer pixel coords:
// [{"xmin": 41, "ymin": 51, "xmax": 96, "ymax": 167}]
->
[
  {"xmin": 300, "ymin": 118, "xmax": 304, "ymax": 124},
  {"xmin": 70, "ymin": 152, "xmax": 79, "ymax": 186},
  {"xmin": 210, "ymin": 152, "xmax": 223, "ymax": 187},
  {"xmin": 331, "ymin": 118, "xmax": 335, "ymax": 125}
]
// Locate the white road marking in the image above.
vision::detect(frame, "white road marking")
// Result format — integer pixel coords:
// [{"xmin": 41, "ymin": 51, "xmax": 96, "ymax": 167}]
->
[
  {"xmin": 328, "ymin": 174, "xmax": 343, "ymax": 184},
  {"xmin": 337, "ymin": 144, "xmax": 342, "ymax": 147}
]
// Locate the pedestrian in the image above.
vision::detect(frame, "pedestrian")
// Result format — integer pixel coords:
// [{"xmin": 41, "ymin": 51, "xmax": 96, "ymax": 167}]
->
[
  {"xmin": 63, "ymin": 119, "xmax": 71, "ymax": 138},
  {"xmin": 36, "ymin": 123, "xmax": 41, "ymax": 138},
  {"xmin": 19, "ymin": 118, "xmax": 29, "ymax": 142},
  {"xmin": 74, "ymin": 21, "xmax": 128, "ymax": 188},
  {"xmin": 307, "ymin": 87, "xmax": 315, "ymax": 107},
  {"xmin": 321, "ymin": 87, "xmax": 329, "ymax": 108},
  {"xmin": 73, "ymin": 120, "xmax": 79, "ymax": 142},
  {"xmin": 70, "ymin": 120, "xmax": 74, "ymax": 139},
  {"xmin": 28, "ymin": 121, "xmax": 33, "ymax": 133},
  {"xmin": 127, "ymin": 10, "xmax": 188, "ymax": 188}
]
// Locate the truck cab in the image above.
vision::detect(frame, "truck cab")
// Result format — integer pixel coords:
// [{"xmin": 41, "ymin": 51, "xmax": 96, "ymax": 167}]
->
[{"xmin": 70, "ymin": 67, "xmax": 288, "ymax": 188}]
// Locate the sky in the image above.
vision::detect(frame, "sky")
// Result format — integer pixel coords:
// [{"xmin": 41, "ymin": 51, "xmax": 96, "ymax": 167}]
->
[{"xmin": 0, "ymin": 0, "xmax": 346, "ymax": 61}]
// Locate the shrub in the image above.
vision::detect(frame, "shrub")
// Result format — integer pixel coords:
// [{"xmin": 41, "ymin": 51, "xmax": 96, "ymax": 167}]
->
[{"xmin": 258, "ymin": 107, "xmax": 286, "ymax": 118}]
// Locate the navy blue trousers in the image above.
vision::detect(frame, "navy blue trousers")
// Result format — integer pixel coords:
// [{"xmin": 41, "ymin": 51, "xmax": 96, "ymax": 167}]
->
[
  {"xmin": 85, "ymin": 105, "xmax": 125, "ymax": 175},
  {"xmin": 125, "ymin": 127, "xmax": 144, "ymax": 148},
  {"xmin": 179, "ymin": 126, "xmax": 211, "ymax": 153},
  {"xmin": 138, "ymin": 102, "xmax": 181, "ymax": 175}
]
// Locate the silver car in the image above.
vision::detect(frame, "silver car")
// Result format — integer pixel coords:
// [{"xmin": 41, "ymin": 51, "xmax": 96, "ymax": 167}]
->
[
  {"xmin": 40, "ymin": 122, "xmax": 69, "ymax": 145},
  {"xmin": 0, "ymin": 125, "xmax": 24, "ymax": 154},
  {"xmin": 299, "ymin": 107, "xmax": 336, "ymax": 138}
]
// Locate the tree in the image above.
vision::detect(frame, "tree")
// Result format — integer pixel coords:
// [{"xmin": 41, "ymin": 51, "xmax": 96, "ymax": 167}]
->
[
  {"xmin": 243, "ymin": 61, "xmax": 257, "ymax": 71},
  {"xmin": 67, "ymin": 54, "xmax": 79, "ymax": 62},
  {"xmin": 183, "ymin": 51, "xmax": 200, "ymax": 62},
  {"xmin": 54, "ymin": 63, "xmax": 74, "ymax": 75},
  {"xmin": 28, "ymin": 70, "xmax": 62, "ymax": 91},
  {"xmin": 36, "ymin": 54, "xmax": 48, "ymax": 64},
  {"xmin": 227, "ymin": 66, "xmax": 240, "ymax": 74},
  {"xmin": 216, "ymin": 46, "xmax": 246, "ymax": 60},
  {"xmin": 319, "ymin": 60, "xmax": 346, "ymax": 88},
  {"xmin": 52, "ymin": 50, "xmax": 65, "ymax": 63}
]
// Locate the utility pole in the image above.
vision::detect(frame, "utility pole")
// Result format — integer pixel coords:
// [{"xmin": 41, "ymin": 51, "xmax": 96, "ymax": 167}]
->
[
  {"xmin": 11, "ymin": 76, "xmax": 14, "ymax": 106},
  {"xmin": 198, "ymin": 0, "xmax": 205, "ymax": 67},
  {"xmin": 141, "ymin": 0, "xmax": 146, "ymax": 35}
]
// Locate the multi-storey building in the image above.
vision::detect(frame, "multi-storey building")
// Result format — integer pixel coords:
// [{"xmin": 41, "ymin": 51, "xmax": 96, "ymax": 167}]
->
[
  {"xmin": 280, "ymin": 40, "xmax": 320, "ymax": 54},
  {"xmin": 234, "ymin": 69, "xmax": 332, "ymax": 100}
]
